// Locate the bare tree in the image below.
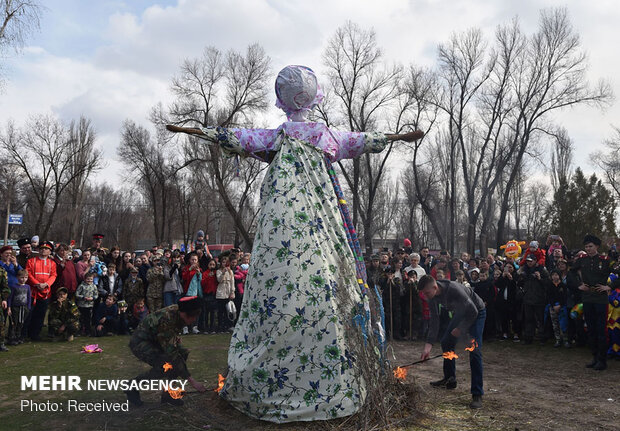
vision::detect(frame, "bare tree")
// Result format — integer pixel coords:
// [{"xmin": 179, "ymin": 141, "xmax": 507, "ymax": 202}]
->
[
  {"xmin": 591, "ymin": 126, "xmax": 620, "ymax": 201},
  {"xmin": 549, "ymin": 127, "xmax": 574, "ymax": 194},
  {"xmin": 322, "ymin": 21, "xmax": 404, "ymax": 254},
  {"xmin": 65, "ymin": 116, "xmax": 102, "ymax": 241},
  {"xmin": 0, "ymin": 0, "xmax": 42, "ymax": 86},
  {"xmin": 162, "ymin": 43, "xmax": 272, "ymax": 248},
  {"xmin": 0, "ymin": 115, "xmax": 102, "ymax": 238},
  {"xmin": 118, "ymin": 120, "xmax": 178, "ymax": 246},
  {"xmin": 495, "ymin": 8, "xmax": 612, "ymax": 248}
]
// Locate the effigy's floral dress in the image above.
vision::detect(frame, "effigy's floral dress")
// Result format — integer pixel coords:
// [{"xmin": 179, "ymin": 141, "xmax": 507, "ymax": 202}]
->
[{"xmin": 200, "ymin": 122, "xmax": 386, "ymax": 422}]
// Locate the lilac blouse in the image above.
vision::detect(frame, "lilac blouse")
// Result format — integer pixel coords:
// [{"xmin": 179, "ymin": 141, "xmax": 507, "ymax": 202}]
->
[{"xmin": 201, "ymin": 122, "xmax": 387, "ymax": 162}]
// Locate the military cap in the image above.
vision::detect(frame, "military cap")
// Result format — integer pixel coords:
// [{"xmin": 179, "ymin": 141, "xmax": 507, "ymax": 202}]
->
[
  {"xmin": 56, "ymin": 287, "xmax": 68, "ymax": 295},
  {"xmin": 130, "ymin": 267, "xmax": 139, "ymax": 273},
  {"xmin": 39, "ymin": 241, "xmax": 54, "ymax": 250},
  {"xmin": 92, "ymin": 233, "xmax": 104, "ymax": 240},
  {"xmin": 178, "ymin": 296, "xmax": 201, "ymax": 313},
  {"xmin": 371, "ymin": 254, "xmax": 380, "ymax": 260},
  {"xmin": 583, "ymin": 233, "xmax": 601, "ymax": 246}
]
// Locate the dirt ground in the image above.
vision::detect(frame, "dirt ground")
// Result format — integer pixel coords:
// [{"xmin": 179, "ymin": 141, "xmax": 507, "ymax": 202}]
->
[{"xmin": 185, "ymin": 339, "xmax": 619, "ymax": 431}]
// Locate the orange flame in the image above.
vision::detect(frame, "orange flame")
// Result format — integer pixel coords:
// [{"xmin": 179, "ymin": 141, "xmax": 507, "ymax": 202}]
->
[
  {"xmin": 215, "ymin": 374, "xmax": 225, "ymax": 393},
  {"xmin": 168, "ymin": 388, "xmax": 184, "ymax": 399},
  {"xmin": 442, "ymin": 351, "xmax": 459, "ymax": 360},
  {"xmin": 465, "ymin": 339, "xmax": 478, "ymax": 352},
  {"xmin": 162, "ymin": 362, "xmax": 173, "ymax": 373},
  {"xmin": 393, "ymin": 366, "xmax": 408, "ymax": 381}
]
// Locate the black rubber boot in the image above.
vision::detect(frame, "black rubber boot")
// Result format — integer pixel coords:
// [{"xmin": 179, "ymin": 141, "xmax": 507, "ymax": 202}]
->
[
  {"xmin": 430, "ymin": 377, "xmax": 448, "ymax": 387},
  {"xmin": 593, "ymin": 361, "xmax": 607, "ymax": 371},
  {"xmin": 470, "ymin": 394, "xmax": 483, "ymax": 409},
  {"xmin": 124, "ymin": 388, "xmax": 143, "ymax": 407},
  {"xmin": 585, "ymin": 357, "xmax": 598, "ymax": 368}
]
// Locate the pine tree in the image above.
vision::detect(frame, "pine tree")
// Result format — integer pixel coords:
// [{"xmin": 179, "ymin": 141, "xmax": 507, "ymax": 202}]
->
[{"xmin": 550, "ymin": 168, "xmax": 617, "ymax": 249}]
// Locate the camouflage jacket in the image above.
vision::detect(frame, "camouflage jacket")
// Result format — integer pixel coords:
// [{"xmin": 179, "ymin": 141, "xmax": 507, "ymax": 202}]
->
[
  {"xmin": 0, "ymin": 267, "xmax": 9, "ymax": 300},
  {"xmin": 131, "ymin": 305, "xmax": 189, "ymax": 369},
  {"xmin": 48, "ymin": 300, "xmax": 80, "ymax": 330},
  {"xmin": 123, "ymin": 278, "xmax": 145, "ymax": 304},
  {"xmin": 146, "ymin": 267, "xmax": 166, "ymax": 298}
]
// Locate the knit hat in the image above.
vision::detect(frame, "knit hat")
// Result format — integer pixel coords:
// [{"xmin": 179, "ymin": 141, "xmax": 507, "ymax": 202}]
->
[
  {"xmin": 529, "ymin": 241, "xmax": 539, "ymax": 249},
  {"xmin": 0, "ymin": 245, "xmax": 12, "ymax": 254},
  {"xmin": 31, "ymin": 235, "xmax": 40, "ymax": 243},
  {"xmin": 403, "ymin": 238, "xmax": 412, "ymax": 247}
]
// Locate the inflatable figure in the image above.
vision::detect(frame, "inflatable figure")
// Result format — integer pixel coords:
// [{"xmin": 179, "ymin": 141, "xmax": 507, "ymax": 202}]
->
[{"xmin": 500, "ymin": 240, "xmax": 526, "ymax": 259}]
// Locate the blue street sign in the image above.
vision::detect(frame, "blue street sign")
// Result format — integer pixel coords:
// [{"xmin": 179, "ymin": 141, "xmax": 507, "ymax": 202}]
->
[{"xmin": 8, "ymin": 214, "xmax": 23, "ymax": 225}]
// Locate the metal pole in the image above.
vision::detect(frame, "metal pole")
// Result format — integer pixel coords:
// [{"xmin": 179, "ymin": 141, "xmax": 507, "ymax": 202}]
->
[
  {"xmin": 389, "ymin": 280, "xmax": 393, "ymax": 341},
  {"xmin": 3, "ymin": 198, "xmax": 9, "ymax": 246},
  {"xmin": 409, "ymin": 282, "xmax": 413, "ymax": 340}
]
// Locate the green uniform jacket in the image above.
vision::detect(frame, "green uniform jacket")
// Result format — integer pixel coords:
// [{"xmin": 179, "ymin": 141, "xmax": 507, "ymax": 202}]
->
[
  {"xmin": 48, "ymin": 300, "xmax": 80, "ymax": 332},
  {"xmin": 131, "ymin": 305, "xmax": 190, "ymax": 377},
  {"xmin": 573, "ymin": 254, "xmax": 612, "ymax": 305}
]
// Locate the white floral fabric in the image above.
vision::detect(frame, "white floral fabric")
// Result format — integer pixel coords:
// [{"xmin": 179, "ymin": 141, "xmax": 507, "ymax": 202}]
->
[{"xmin": 200, "ymin": 123, "xmax": 387, "ymax": 422}]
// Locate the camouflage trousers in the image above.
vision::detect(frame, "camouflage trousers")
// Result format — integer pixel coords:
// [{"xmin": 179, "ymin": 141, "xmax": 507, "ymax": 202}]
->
[
  {"xmin": 49, "ymin": 319, "xmax": 80, "ymax": 339},
  {"xmin": 0, "ymin": 309, "xmax": 7, "ymax": 343},
  {"xmin": 146, "ymin": 296, "xmax": 164, "ymax": 314},
  {"xmin": 129, "ymin": 339, "xmax": 190, "ymax": 381}
]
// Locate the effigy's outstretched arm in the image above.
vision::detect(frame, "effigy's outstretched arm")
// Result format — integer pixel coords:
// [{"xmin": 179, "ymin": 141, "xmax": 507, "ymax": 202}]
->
[
  {"xmin": 166, "ymin": 125, "xmax": 206, "ymax": 136},
  {"xmin": 385, "ymin": 130, "xmax": 424, "ymax": 142},
  {"xmin": 166, "ymin": 124, "xmax": 277, "ymax": 162}
]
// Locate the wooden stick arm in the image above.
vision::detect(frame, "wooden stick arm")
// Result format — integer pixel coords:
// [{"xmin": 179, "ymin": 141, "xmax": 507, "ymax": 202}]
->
[
  {"xmin": 386, "ymin": 130, "xmax": 424, "ymax": 142},
  {"xmin": 166, "ymin": 124, "xmax": 206, "ymax": 136}
]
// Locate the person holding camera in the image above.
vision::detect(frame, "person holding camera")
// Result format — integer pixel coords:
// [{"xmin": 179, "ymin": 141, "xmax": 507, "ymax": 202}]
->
[{"xmin": 163, "ymin": 250, "xmax": 184, "ymax": 307}]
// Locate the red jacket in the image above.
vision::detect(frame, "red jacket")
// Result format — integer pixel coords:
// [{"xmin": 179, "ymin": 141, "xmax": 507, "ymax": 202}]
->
[
  {"xmin": 27, "ymin": 257, "xmax": 57, "ymax": 302},
  {"xmin": 234, "ymin": 267, "xmax": 248, "ymax": 295},
  {"xmin": 519, "ymin": 248, "xmax": 546, "ymax": 267},
  {"xmin": 201, "ymin": 269, "xmax": 218, "ymax": 295},
  {"xmin": 52, "ymin": 256, "xmax": 77, "ymax": 295},
  {"xmin": 181, "ymin": 265, "xmax": 200, "ymax": 294}
]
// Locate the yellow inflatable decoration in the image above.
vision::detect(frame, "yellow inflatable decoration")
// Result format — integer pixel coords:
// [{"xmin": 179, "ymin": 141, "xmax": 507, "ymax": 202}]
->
[{"xmin": 500, "ymin": 239, "xmax": 526, "ymax": 259}]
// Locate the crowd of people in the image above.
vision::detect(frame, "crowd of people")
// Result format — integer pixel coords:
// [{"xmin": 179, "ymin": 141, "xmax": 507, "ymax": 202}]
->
[
  {"xmin": 367, "ymin": 234, "xmax": 620, "ymax": 371},
  {"xmin": 1, "ymin": 230, "xmax": 618, "ymax": 373},
  {"xmin": 0, "ymin": 231, "xmax": 250, "ymax": 350}
]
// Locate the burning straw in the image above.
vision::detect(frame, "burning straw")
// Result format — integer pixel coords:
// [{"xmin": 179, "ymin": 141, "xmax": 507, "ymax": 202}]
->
[{"xmin": 328, "ymin": 263, "xmax": 423, "ymax": 431}]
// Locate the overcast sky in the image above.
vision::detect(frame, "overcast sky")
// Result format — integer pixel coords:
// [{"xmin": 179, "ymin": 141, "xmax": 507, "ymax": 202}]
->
[{"xmin": 1, "ymin": 0, "xmax": 619, "ymax": 185}]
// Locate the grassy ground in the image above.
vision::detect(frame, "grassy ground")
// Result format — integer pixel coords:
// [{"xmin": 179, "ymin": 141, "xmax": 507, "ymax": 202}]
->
[
  {"xmin": 0, "ymin": 333, "xmax": 230, "ymax": 431},
  {"xmin": 1, "ymin": 334, "xmax": 617, "ymax": 430}
]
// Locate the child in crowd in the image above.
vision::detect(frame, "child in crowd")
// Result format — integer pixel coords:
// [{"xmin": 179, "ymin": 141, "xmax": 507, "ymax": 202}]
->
[
  {"xmin": 519, "ymin": 241, "xmax": 546, "ymax": 267},
  {"xmin": 75, "ymin": 272, "xmax": 98, "ymax": 336},
  {"xmin": 130, "ymin": 298, "xmax": 149, "ymax": 329},
  {"xmin": 98, "ymin": 263, "xmax": 121, "ymax": 299},
  {"xmin": 48, "ymin": 287, "xmax": 80, "ymax": 341},
  {"xmin": 233, "ymin": 255, "xmax": 247, "ymax": 325},
  {"xmin": 124, "ymin": 267, "xmax": 145, "ymax": 313},
  {"xmin": 455, "ymin": 269, "xmax": 470, "ymax": 288},
  {"xmin": 216, "ymin": 255, "xmax": 235, "ymax": 333},
  {"xmin": 474, "ymin": 271, "xmax": 496, "ymax": 340},
  {"xmin": 435, "ymin": 269, "xmax": 445, "ymax": 280},
  {"xmin": 468, "ymin": 267, "xmax": 481, "ymax": 284},
  {"xmin": 117, "ymin": 300, "xmax": 130, "ymax": 334},
  {"xmin": 7, "ymin": 270, "xmax": 31, "ymax": 345},
  {"xmin": 201, "ymin": 259, "xmax": 218, "ymax": 334},
  {"xmin": 547, "ymin": 270, "xmax": 569, "ymax": 348},
  {"xmin": 94, "ymin": 295, "xmax": 119, "ymax": 337}
]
